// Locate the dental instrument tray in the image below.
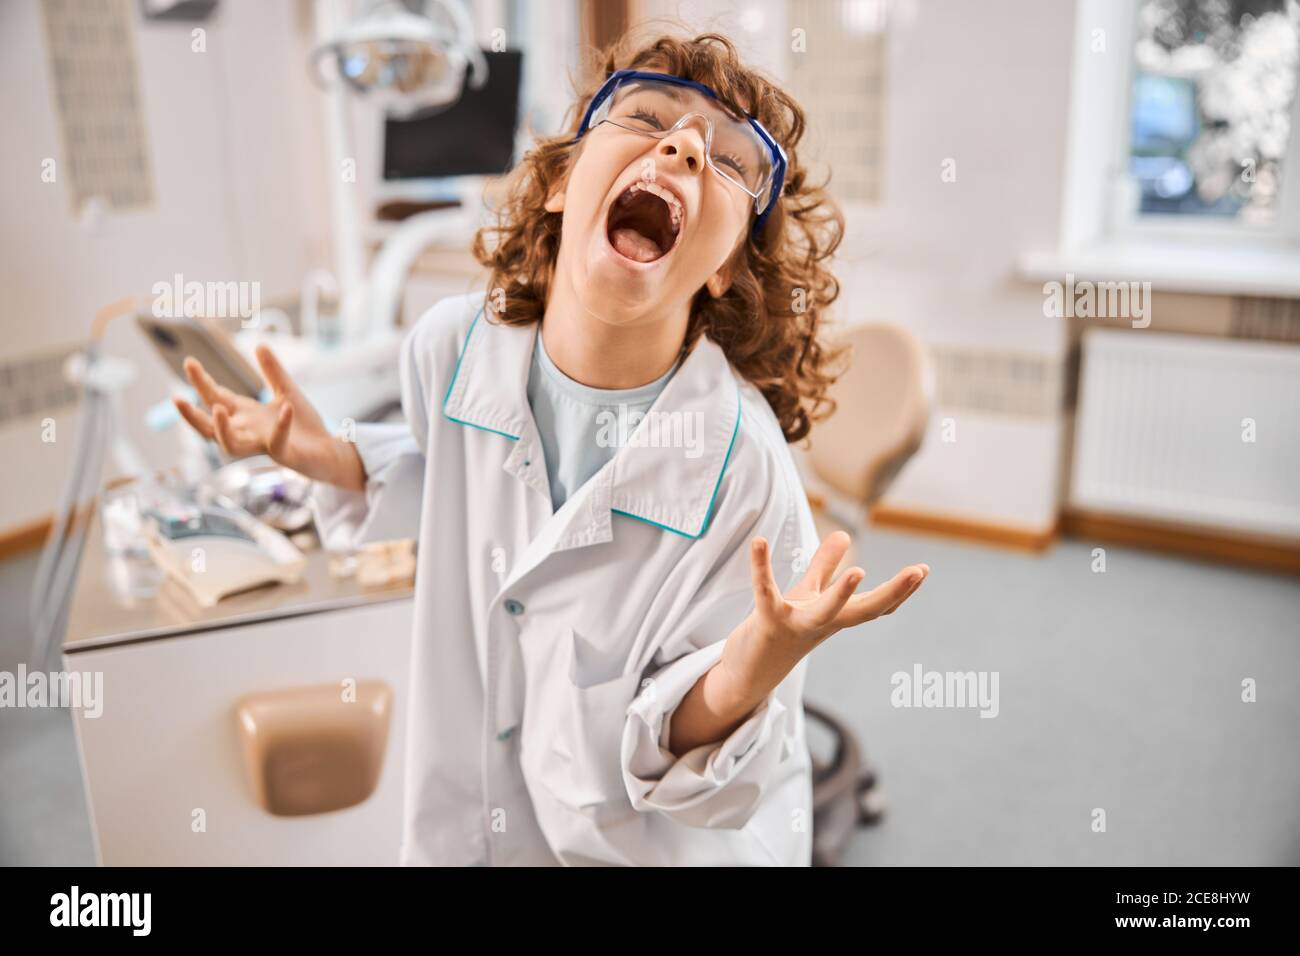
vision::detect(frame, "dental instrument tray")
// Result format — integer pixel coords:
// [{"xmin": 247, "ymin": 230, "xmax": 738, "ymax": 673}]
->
[
  {"xmin": 197, "ymin": 455, "xmax": 314, "ymax": 533},
  {"xmin": 142, "ymin": 499, "xmax": 306, "ymax": 608}
]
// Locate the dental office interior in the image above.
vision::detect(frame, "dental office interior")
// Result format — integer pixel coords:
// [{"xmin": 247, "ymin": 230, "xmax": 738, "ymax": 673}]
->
[{"xmin": 1, "ymin": 0, "xmax": 1297, "ymax": 869}]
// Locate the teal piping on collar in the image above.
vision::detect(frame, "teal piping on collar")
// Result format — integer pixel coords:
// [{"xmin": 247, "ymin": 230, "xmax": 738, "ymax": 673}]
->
[
  {"xmin": 441, "ymin": 307, "xmax": 521, "ymax": 441},
  {"xmin": 611, "ymin": 382, "xmax": 742, "ymax": 540},
  {"xmin": 443, "ymin": 306, "xmax": 742, "ymax": 537}
]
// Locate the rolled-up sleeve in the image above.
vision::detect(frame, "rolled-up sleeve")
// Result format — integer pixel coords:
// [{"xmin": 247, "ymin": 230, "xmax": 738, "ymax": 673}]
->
[
  {"xmin": 619, "ymin": 465, "xmax": 817, "ymax": 830},
  {"xmin": 311, "ymin": 423, "xmax": 425, "ymax": 550},
  {"xmin": 622, "ymin": 639, "xmax": 804, "ymax": 829},
  {"xmin": 311, "ymin": 315, "xmax": 432, "ymax": 551}
]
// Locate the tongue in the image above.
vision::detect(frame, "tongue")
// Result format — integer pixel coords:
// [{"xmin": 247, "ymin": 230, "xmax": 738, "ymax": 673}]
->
[{"xmin": 611, "ymin": 227, "xmax": 663, "ymax": 263}]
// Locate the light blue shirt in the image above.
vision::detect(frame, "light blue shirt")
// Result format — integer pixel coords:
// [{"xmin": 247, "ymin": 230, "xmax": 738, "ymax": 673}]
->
[{"xmin": 525, "ymin": 329, "xmax": 677, "ymax": 512}]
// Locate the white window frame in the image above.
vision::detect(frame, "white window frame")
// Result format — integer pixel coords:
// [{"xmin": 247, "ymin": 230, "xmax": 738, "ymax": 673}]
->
[
  {"xmin": 1024, "ymin": 0, "xmax": 1300, "ymax": 298},
  {"xmin": 1112, "ymin": 0, "xmax": 1300, "ymax": 246}
]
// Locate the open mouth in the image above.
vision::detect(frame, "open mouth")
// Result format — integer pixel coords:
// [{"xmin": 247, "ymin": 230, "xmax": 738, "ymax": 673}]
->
[{"xmin": 606, "ymin": 181, "xmax": 684, "ymax": 264}]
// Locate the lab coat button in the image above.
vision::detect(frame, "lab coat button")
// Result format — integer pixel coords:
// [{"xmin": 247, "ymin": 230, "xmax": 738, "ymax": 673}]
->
[
  {"xmin": 504, "ymin": 599, "xmax": 525, "ymax": 616},
  {"xmin": 496, "ymin": 726, "xmax": 516, "ymax": 742}
]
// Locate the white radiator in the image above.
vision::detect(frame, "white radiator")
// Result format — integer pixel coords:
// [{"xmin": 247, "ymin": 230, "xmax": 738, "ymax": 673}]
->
[{"xmin": 1072, "ymin": 330, "xmax": 1300, "ymax": 540}]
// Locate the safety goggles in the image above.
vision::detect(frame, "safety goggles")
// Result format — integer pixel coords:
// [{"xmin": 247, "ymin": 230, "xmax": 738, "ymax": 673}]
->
[{"xmin": 574, "ymin": 70, "xmax": 787, "ymax": 236}]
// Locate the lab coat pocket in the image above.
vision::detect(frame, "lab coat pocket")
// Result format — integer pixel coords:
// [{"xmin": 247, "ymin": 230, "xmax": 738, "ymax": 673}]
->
[{"xmin": 527, "ymin": 628, "xmax": 643, "ymax": 828}]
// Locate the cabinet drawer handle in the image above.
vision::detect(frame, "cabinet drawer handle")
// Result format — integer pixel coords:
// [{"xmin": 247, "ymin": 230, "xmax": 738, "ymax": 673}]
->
[{"xmin": 235, "ymin": 680, "xmax": 393, "ymax": 816}]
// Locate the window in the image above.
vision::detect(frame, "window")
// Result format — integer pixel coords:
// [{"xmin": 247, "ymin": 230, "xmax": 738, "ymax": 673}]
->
[
  {"xmin": 1124, "ymin": 0, "xmax": 1300, "ymax": 231},
  {"xmin": 1024, "ymin": 0, "xmax": 1300, "ymax": 298}
]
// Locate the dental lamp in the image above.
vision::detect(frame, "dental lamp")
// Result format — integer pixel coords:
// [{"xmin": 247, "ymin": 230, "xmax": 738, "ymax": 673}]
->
[
  {"xmin": 310, "ymin": 0, "xmax": 487, "ymax": 346},
  {"xmin": 311, "ymin": 0, "xmax": 487, "ymax": 118}
]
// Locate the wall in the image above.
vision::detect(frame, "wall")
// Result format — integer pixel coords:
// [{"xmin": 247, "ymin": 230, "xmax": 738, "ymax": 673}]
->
[
  {"xmin": 0, "ymin": 0, "xmax": 330, "ymax": 533},
  {"xmin": 2, "ymin": 0, "xmax": 1086, "ymax": 539},
  {"xmin": 844, "ymin": 0, "xmax": 1075, "ymax": 532},
  {"xmin": 643, "ymin": 0, "xmax": 1080, "ymax": 533}
]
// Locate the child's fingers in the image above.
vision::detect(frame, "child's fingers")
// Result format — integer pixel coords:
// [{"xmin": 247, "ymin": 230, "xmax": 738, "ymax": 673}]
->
[
  {"xmin": 881, "ymin": 564, "xmax": 928, "ymax": 616},
  {"xmin": 255, "ymin": 344, "xmax": 295, "ymax": 399},
  {"xmin": 173, "ymin": 397, "xmax": 215, "ymax": 440},
  {"xmin": 184, "ymin": 357, "xmax": 236, "ymax": 412},
  {"xmin": 800, "ymin": 530, "xmax": 851, "ymax": 592},
  {"xmin": 748, "ymin": 537, "xmax": 784, "ymax": 617},
  {"xmin": 835, "ymin": 565, "xmax": 924, "ymax": 627},
  {"xmin": 268, "ymin": 401, "xmax": 293, "ymax": 460},
  {"xmin": 212, "ymin": 404, "xmax": 240, "ymax": 455},
  {"xmin": 804, "ymin": 565, "xmax": 864, "ymax": 629}
]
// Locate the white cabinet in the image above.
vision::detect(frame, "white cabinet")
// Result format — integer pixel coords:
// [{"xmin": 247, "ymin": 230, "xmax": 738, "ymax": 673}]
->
[{"xmin": 67, "ymin": 598, "xmax": 413, "ymax": 865}]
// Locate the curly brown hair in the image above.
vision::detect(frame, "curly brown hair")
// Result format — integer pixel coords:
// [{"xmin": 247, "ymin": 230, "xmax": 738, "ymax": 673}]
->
[{"xmin": 471, "ymin": 30, "xmax": 845, "ymax": 443}]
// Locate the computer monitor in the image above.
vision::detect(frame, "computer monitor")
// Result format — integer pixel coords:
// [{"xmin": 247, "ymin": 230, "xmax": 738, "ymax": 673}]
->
[{"xmin": 381, "ymin": 48, "xmax": 524, "ymax": 189}]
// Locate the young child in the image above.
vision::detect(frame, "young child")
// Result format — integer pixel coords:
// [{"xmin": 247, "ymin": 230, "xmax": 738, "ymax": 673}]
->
[{"xmin": 174, "ymin": 31, "xmax": 928, "ymax": 866}]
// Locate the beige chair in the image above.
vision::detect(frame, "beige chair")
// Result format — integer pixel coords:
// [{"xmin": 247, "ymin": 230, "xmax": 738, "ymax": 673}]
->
[
  {"xmin": 799, "ymin": 322, "xmax": 931, "ymax": 866},
  {"xmin": 803, "ymin": 322, "xmax": 931, "ymax": 531}
]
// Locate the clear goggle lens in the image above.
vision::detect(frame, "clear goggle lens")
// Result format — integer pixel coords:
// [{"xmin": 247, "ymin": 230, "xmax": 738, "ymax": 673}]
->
[{"xmin": 589, "ymin": 78, "xmax": 775, "ymax": 209}]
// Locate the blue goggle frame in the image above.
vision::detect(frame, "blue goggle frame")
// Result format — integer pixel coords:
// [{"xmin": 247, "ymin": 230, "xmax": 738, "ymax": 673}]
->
[{"xmin": 573, "ymin": 69, "xmax": 788, "ymax": 238}]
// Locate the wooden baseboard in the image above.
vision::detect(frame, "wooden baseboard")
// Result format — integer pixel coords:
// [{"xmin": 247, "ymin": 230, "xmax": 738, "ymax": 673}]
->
[
  {"xmin": 1061, "ymin": 508, "xmax": 1300, "ymax": 576},
  {"xmin": 1, "ymin": 493, "xmax": 113, "ymax": 562},
  {"xmin": 867, "ymin": 501, "xmax": 1300, "ymax": 573},
  {"xmin": 0, "ymin": 505, "xmax": 98, "ymax": 562},
  {"xmin": 0, "ymin": 515, "xmax": 53, "ymax": 561},
  {"xmin": 11, "ymin": 501, "xmax": 1292, "ymax": 577},
  {"xmin": 868, "ymin": 503, "xmax": 1058, "ymax": 552}
]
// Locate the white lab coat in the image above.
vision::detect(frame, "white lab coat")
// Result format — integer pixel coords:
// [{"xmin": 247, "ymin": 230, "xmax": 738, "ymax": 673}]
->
[{"xmin": 313, "ymin": 291, "xmax": 820, "ymax": 866}]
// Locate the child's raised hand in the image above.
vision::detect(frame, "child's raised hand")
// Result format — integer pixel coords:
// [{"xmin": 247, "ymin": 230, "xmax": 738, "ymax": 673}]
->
[
  {"xmin": 718, "ymin": 531, "xmax": 928, "ymax": 704},
  {"xmin": 172, "ymin": 344, "xmax": 365, "ymax": 491}
]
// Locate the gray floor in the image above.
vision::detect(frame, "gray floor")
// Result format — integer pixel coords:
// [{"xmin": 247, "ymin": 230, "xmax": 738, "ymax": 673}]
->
[
  {"xmin": 813, "ymin": 525, "xmax": 1300, "ymax": 866},
  {"xmin": 2, "ymin": 527, "xmax": 1298, "ymax": 866},
  {"xmin": 0, "ymin": 550, "xmax": 96, "ymax": 866}
]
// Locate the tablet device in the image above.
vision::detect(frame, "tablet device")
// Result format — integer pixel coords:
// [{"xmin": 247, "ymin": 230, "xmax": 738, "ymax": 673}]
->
[{"xmin": 136, "ymin": 314, "xmax": 264, "ymax": 399}]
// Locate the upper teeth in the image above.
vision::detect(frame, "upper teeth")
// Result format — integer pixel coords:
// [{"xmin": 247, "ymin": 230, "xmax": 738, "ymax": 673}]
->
[{"xmin": 627, "ymin": 181, "xmax": 683, "ymax": 233}]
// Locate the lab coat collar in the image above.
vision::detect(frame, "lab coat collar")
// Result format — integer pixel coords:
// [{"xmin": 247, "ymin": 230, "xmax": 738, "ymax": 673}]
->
[{"xmin": 442, "ymin": 308, "xmax": 741, "ymax": 541}]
